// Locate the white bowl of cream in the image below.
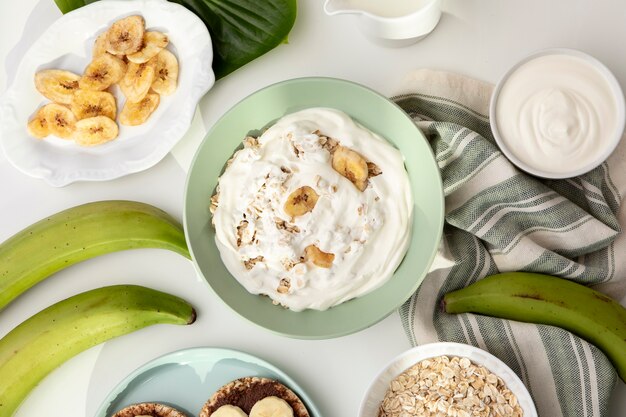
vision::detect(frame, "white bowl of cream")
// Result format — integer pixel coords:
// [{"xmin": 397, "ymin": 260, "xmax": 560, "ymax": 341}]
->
[{"xmin": 490, "ymin": 48, "xmax": 625, "ymax": 178}]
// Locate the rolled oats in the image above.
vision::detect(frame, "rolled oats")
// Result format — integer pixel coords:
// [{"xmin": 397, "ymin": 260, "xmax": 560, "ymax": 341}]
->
[
  {"xmin": 379, "ymin": 356, "xmax": 524, "ymax": 417},
  {"xmin": 243, "ymin": 136, "xmax": 259, "ymax": 148},
  {"xmin": 236, "ymin": 220, "xmax": 255, "ymax": 247},
  {"xmin": 277, "ymin": 277, "xmax": 290, "ymax": 294},
  {"xmin": 243, "ymin": 256, "xmax": 264, "ymax": 270},
  {"xmin": 274, "ymin": 218, "xmax": 301, "ymax": 233},
  {"xmin": 318, "ymin": 133, "xmax": 338, "ymax": 153}
]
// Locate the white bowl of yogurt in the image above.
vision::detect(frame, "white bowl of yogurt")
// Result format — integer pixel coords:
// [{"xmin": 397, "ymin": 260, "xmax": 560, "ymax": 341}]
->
[{"xmin": 490, "ymin": 48, "xmax": 625, "ymax": 179}]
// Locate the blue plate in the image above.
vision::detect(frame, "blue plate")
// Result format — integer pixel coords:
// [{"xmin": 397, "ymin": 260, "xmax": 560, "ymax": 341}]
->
[{"xmin": 95, "ymin": 347, "xmax": 322, "ymax": 417}]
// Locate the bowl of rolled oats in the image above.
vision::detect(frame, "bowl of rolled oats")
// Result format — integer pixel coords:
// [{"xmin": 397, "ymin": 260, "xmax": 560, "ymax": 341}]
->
[{"xmin": 360, "ymin": 342, "xmax": 537, "ymax": 417}]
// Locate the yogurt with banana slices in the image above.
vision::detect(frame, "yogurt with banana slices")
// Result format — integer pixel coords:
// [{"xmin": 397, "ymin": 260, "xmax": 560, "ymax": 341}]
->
[{"xmin": 211, "ymin": 108, "xmax": 413, "ymax": 311}]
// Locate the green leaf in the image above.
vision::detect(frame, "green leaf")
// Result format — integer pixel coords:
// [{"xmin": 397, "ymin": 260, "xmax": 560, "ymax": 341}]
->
[
  {"xmin": 173, "ymin": 0, "xmax": 296, "ymax": 79},
  {"xmin": 54, "ymin": 0, "xmax": 87, "ymax": 14},
  {"xmin": 54, "ymin": 0, "xmax": 297, "ymax": 80}
]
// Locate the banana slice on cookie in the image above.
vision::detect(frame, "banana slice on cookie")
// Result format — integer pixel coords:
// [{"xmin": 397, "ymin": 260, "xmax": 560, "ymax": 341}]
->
[
  {"xmin": 211, "ymin": 405, "xmax": 248, "ymax": 417},
  {"xmin": 34, "ymin": 69, "xmax": 80, "ymax": 104},
  {"xmin": 70, "ymin": 89, "xmax": 116, "ymax": 120},
  {"xmin": 250, "ymin": 397, "xmax": 294, "ymax": 417},
  {"xmin": 120, "ymin": 92, "xmax": 160, "ymax": 126},
  {"xmin": 80, "ymin": 53, "xmax": 127, "ymax": 90},
  {"xmin": 105, "ymin": 15, "xmax": 145, "ymax": 55},
  {"xmin": 331, "ymin": 145, "xmax": 369, "ymax": 191},
  {"xmin": 151, "ymin": 49, "xmax": 179, "ymax": 95},
  {"xmin": 200, "ymin": 377, "xmax": 308, "ymax": 417},
  {"xmin": 120, "ymin": 61, "xmax": 155, "ymax": 103},
  {"xmin": 73, "ymin": 115, "xmax": 118, "ymax": 146},
  {"xmin": 284, "ymin": 186, "xmax": 318, "ymax": 218},
  {"xmin": 127, "ymin": 31, "xmax": 169, "ymax": 64}
]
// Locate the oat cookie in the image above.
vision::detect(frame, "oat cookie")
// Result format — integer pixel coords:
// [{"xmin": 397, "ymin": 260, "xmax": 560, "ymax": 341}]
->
[
  {"xmin": 112, "ymin": 402, "xmax": 188, "ymax": 417},
  {"xmin": 200, "ymin": 377, "xmax": 309, "ymax": 417}
]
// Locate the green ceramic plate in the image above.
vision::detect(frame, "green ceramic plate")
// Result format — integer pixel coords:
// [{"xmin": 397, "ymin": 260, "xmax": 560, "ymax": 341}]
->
[
  {"xmin": 95, "ymin": 347, "xmax": 321, "ymax": 417},
  {"xmin": 184, "ymin": 77, "xmax": 444, "ymax": 339}
]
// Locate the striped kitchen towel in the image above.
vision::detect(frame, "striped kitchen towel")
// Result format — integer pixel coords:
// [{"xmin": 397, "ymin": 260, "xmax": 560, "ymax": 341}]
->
[{"xmin": 394, "ymin": 69, "xmax": 626, "ymax": 417}]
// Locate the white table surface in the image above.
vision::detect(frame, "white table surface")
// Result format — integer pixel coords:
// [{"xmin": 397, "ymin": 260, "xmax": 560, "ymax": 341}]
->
[{"xmin": 1, "ymin": 1, "xmax": 625, "ymax": 416}]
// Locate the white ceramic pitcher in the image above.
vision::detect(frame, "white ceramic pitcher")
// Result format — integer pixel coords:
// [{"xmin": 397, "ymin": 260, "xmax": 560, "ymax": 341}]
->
[{"xmin": 323, "ymin": 0, "xmax": 442, "ymax": 46}]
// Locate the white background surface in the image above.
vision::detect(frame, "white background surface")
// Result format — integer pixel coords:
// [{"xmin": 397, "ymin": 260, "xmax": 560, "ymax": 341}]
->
[{"xmin": 1, "ymin": 1, "xmax": 625, "ymax": 417}]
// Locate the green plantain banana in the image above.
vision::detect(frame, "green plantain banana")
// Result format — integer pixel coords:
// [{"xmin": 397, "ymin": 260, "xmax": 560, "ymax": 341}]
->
[
  {"xmin": 0, "ymin": 285, "xmax": 196, "ymax": 417},
  {"xmin": 443, "ymin": 272, "xmax": 626, "ymax": 382},
  {"xmin": 0, "ymin": 200, "xmax": 190, "ymax": 311}
]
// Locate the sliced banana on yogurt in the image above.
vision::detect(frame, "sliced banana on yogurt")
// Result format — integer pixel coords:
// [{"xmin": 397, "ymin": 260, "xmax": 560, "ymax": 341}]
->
[
  {"xmin": 284, "ymin": 186, "xmax": 319, "ymax": 218},
  {"xmin": 304, "ymin": 245, "xmax": 335, "ymax": 269},
  {"xmin": 249, "ymin": 396, "xmax": 294, "ymax": 417},
  {"xmin": 211, "ymin": 405, "xmax": 249, "ymax": 417},
  {"xmin": 331, "ymin": 145, "xmax": 369, "ymax": 191}
]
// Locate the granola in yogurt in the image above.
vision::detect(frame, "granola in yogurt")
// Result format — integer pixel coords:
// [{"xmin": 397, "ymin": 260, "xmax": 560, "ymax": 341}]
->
[{"xmin": 211, "ymin": 108, "xmax": 413, "ymax": 311}]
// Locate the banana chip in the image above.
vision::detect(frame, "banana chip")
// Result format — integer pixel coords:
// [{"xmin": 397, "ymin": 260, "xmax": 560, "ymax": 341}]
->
[
  {"xmin": 119, "ymin": 93, "xmax": 160, "ymax": 126},
  {"xmin": 71, "ymin": 90, "xmax": 117, "ymax": 120},
  {"xmin": 42, "ymin": 103, "xmax": 76, "ymax": 139},
  {"xmin": 151, "ymin": 49, "xmax": 178, "ymax": 96},
  {"xmin": 105, "ymin": 15, "xmax": 145, "ymax": 55},
  {"xmin": 80, "ymin": 53, "xmax": 127, "ymax": 91},
  {"xmin": 74, "ymin": 116, "xmax": 118, "ymax": 146},
  {"xmin": 27, "ymin": 14, "xmax": 179, "ymax": 146},
  {"xmin": 120, "ymin": 61, "xmax": 155, "ymax": 103},
  {"xmin": 27, "ymin": 107, "xmax": 50, "ymax": 139},
  {"xmin": 127, "ymin": 31, "xmax": 168, "ymax": 64},
  {"xmin": 34, "ymin": 69, "xmax": 81, "ymax": 104},
  {"xmin": 92, "ymin": 32, "xmax": 108, "ymax": 58}
]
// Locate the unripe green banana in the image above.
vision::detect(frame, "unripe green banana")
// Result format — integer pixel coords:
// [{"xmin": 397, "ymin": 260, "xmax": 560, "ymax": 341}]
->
[
  {"xmin": 0, "ymin": 285, "xmax": 196, "ymax": 417},
  {"xmin": 0, "ymin": 200, "xmax": 190, "ymax": 311},
  {"xmin": 443, "ymin": 272, "xmax": 626, "ymax": 382}
]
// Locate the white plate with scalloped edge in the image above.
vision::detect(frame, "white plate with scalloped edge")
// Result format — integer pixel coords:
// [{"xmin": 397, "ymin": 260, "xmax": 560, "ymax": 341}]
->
[{"xmin": 0, "ymin": 0, "xmax": 214, "ymax": 187}]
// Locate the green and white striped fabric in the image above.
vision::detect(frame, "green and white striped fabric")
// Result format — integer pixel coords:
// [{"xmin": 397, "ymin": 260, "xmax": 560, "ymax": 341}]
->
[{"xmin": 394, "ymin": 69, "xmax": 626, "ymax": 417}]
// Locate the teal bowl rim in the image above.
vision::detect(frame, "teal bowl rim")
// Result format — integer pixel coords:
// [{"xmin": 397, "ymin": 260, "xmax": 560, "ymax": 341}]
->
[
  {"xmin": 94, "ymin": 346, "xmax": 323, "ymax": 417},
  {"xmin": 183, "ymin": 76, "xmax": 444, "ymax": 339}
]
